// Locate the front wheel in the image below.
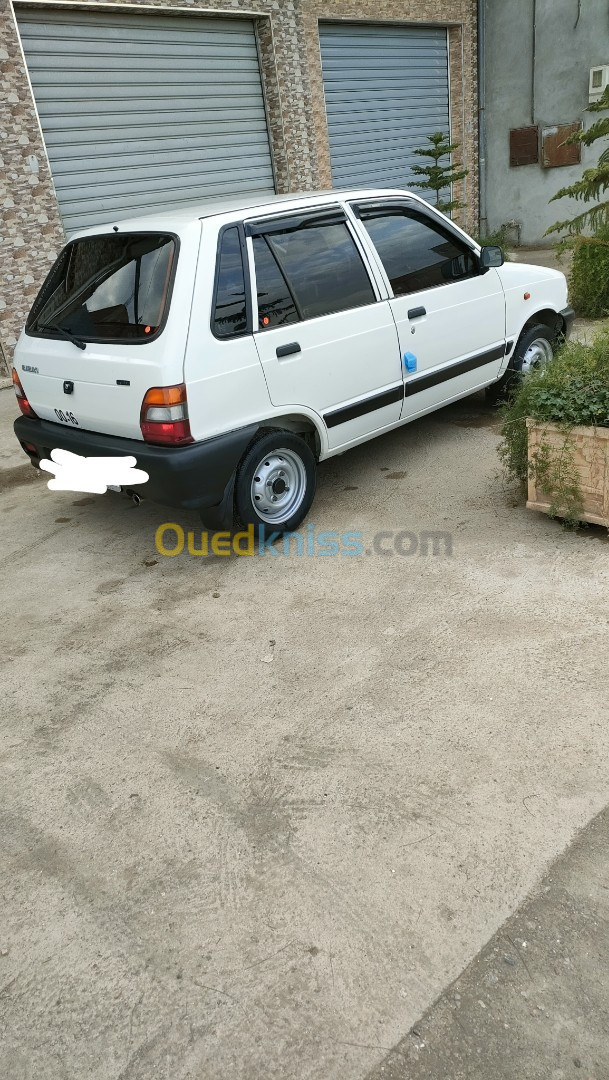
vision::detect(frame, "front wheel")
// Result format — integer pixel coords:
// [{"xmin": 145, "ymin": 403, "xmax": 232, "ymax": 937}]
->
[
  {"xmin": 234, "ymin": 431, "xmax": 317, "ymax": 534},
  {"xmin": 486, "ymin": 323, "xmax": 555, "ymax": 405}
]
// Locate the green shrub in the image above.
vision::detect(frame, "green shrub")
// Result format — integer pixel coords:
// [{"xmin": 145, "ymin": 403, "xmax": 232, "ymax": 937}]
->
[
  {"xmin": 474, "ymin": 226, "xmax": 512, "ymax": 261},
  {"xmin": 568, "ymin": 230, "xmax": 609, "ymax": 318},
  {"xmin": 499, "ymin": 331, "xmax": 609, "ymax": 521}
]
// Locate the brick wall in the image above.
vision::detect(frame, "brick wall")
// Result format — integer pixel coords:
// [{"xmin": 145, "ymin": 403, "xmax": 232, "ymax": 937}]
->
[{"xmin": 0, "ymin": 0, "xmax": 478, "ymax": 374}]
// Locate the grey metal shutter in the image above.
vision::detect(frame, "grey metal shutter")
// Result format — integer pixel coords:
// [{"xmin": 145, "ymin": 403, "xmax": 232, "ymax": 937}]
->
[
  {"xmin": 319, "ymin": 22, "xmax": 450, "ymax": 190},
  {"xmin": 16, "ymin": 8, "xmax": 275, "ymax": 233}
]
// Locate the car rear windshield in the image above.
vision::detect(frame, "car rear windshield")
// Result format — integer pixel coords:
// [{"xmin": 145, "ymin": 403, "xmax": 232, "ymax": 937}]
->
[{"xmin": 26, "ymin": 232, "xmax": 177, "ymax": 344}]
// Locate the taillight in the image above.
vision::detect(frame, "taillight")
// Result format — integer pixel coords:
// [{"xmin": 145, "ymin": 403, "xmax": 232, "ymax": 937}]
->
[
  {"xmin": 12, "ymin": 368, "xmax": 38, "ymax": 419},
  {"xmin": 140, "ymin": 383, "xmax": 193, "ymax": 446}
]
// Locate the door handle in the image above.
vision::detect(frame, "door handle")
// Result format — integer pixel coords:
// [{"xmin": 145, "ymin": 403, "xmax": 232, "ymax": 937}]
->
[
  {"xmin": 276, "ymin": 342, "xmax": 301, "ymax": 358},
  {"xmin": 408, "ymin": 306, "xmax": 427, "ymax": 320}
]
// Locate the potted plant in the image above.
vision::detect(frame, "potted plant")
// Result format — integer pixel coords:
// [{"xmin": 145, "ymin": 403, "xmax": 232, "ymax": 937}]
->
[{"xmin": 499, "ymin": 332, "xmax": 609, "ymax": 527}]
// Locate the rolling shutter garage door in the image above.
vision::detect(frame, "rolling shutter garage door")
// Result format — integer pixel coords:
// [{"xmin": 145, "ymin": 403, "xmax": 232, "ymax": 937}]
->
[
  {"xmin": 319, "ymin": 23, "xmax": 450, "ymax": 190},
  {"xmin": 16, "ymin": 9, "xmax": 275, "ymax": 233}
]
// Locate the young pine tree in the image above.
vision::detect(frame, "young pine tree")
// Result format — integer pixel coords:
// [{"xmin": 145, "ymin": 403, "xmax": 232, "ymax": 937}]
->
[
  {"xmin": 547, "ymin": 87, "xmax": 609, "ymax": 236},
  {"xmin": 410, "ymin": 131, "xmax": 468, "ymax": 217}
]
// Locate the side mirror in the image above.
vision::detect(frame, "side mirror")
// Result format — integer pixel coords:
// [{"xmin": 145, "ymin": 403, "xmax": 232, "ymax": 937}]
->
[
  {"xmin": 442, "ymin": 253, "xmax": 472, "ymax": 281},
  {"xmin": 479, "ymin": 245, "xmax": 504, "ymax": 269}
]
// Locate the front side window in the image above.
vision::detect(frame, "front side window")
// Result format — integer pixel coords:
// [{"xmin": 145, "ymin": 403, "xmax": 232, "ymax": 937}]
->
[
  {"xmin": 359, "ymin": 207, "xmax": 478, "ymax": 297},
  {"xmin": 253, "ymin": 218, "xmax": 375, "ymax": 323},
  {"xmin": 212, "ymin": 227, "xmax": 248, "ymax": 339},
  {"xmin": 27, "ymin": 233, "xmax": 176, "ymax": 343}
]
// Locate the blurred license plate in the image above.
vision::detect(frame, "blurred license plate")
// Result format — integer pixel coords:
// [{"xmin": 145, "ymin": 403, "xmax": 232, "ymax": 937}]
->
[{"xmin": 54, "ymin": 408, "xmax": 79, "ymax": 426}]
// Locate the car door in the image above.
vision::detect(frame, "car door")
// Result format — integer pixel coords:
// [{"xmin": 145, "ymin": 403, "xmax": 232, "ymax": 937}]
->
[
  {"xmin": 247, "ymin": 207, "xmax": 403, "ymax": 451},
  {"xmin": 352, "ymin": 201, "xmax": 507, "ymax": 419}
]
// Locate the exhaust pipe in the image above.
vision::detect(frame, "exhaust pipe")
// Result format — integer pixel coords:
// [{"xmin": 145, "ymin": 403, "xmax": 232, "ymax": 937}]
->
[{"xmin": 124, "ymin": 487, "xmax": 142, "ymax": 506}]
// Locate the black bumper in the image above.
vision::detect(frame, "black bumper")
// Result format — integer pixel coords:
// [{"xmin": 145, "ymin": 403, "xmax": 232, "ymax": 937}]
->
[
  {"xmin": 560, "ymin": 305, "xmax": 576, "ymax": 336},
  {"xmin": 14, "ymin": 416, "xmax": 258, "ymax": 513}
]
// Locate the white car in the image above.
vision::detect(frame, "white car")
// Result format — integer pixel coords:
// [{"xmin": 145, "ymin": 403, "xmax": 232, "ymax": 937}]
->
[{"xmin": 13, "ymin": 188, "xmax": 573, "ymax": 532}]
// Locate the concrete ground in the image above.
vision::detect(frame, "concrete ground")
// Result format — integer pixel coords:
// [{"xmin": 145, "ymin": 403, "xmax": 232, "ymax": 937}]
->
[
  {"xmin": 1, "ymin": 378, "xmax": 608, "ymax": 1080},
  {"xmin": 367, "ymin": 804, "xmax": 609, "ymax": 1080},
  {"xmin": 509, "ymin": 247, "xmax": 572, "ymax": 273}
]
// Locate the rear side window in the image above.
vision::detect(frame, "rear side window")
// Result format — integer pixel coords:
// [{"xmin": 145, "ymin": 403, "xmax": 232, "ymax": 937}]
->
[
  {"xmin": 253, "ymin": 217, "xmax": 375, "ymax": 323},
  {"xmin": 212, "ymin": 227, "xmax": 248, "ymax": 339},
  {"xmin": 27, "ymin": 233, "xmax": 176, "ymax": 343},
  {"xmin": 253, "ymin": 236, "xmax": 299, "ymax": 330},
  {"xmin": 359, "ymin": 207, "xmax": 478, "ymax": 296}
]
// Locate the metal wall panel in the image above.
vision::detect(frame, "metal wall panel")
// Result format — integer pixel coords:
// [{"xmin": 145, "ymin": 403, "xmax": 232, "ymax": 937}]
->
[
  {"xmin": 16, "ymin": 9, "xmax": 275, "ymax": 232},
  {"xmin": 319, "ymin": 22, "xmax": 450, "ymax": 190}
]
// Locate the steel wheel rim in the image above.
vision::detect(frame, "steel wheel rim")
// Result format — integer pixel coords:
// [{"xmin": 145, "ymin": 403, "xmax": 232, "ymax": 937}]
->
[
  {"xmin": 522, "ymin": 336, "xmax": 553, "ymax": 374},
  {"xmin": 251, "ymin": 448, "xmax": 307, "ymax": 524}
]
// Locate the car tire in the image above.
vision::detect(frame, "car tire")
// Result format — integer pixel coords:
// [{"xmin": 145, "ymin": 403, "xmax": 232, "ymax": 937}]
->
[
  {"xmin": 486, "ymin": 323, "xmax": 556, "ymax": 405},
  {"xmin": 234, "ymin": 431, "xmax": 317, "ymax": 535}
]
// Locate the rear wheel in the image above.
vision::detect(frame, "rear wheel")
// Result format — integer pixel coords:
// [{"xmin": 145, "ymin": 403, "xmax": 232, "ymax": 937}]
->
[
  {"xmin": 486, "ymin": 323, "xmax": 555, "ymax": 405},
  {"xmin": 234, "ymin": 431, "xmax": 316, "ymax": 534}
]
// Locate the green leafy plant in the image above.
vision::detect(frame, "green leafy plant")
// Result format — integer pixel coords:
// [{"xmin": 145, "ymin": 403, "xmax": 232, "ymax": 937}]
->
[
  {"xmin": 545, "ymin": 88, "xmax": 609, "ymax": 318},
  {"xmin": 499, "ymin": 331, "xmax": 609, "ymax": 523},
  {"xmin": 474, "ymin": 225, "xmax": 512, "ymax": 261},
  {"xmin": 410, "ymin": 131, "xmax": 468, "ymax": 216},
  {"xmin": 546, "ymin": 87, "xmax": 609, "ymax": 237},
  {"xmin": 526, "ymin": 435, "xmax": 584, "ymax": 523},
  {"xmin": 568, "ymin": 225, "xmax": 609, "ymax": 318}
]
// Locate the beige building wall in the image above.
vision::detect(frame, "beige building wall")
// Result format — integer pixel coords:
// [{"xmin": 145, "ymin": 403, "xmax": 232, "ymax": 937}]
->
[{"xmin": 0, "ymin": 0, "xmax": 478, "ymax": 374}]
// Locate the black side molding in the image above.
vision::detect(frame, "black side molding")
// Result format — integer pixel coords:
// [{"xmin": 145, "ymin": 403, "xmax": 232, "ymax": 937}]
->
[
  {"xmin": 324, "ymin": 385, "xmax": 403, "ymax": 429},
  {"xmin": 404, "ymin": 345, "xmax": 505, "ymax": 397}
]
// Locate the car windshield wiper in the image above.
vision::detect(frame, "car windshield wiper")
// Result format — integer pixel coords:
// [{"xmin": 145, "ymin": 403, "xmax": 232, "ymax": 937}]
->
[{"xmin": 37, "ymin": 321, "xmax": 87, "ymax": 351}]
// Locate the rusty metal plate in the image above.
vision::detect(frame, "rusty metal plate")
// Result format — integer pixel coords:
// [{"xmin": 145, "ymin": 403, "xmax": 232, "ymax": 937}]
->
[
  {"xmin": 542, "ymin": 123, "xmax": 582, "ymax": 168},
  {"xmin": 509, "ymin": 126, "xmax": 539, "ymax": 166}
]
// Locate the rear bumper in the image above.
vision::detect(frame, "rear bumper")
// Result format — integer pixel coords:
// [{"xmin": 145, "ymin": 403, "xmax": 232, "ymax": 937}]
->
[
  {"xmin": 561, "ymin": 305, "xmax": 576, "ymax": 336},
  {"xmin": 14, "ymin": 416, "xmax": 258, "ymax": 512}
]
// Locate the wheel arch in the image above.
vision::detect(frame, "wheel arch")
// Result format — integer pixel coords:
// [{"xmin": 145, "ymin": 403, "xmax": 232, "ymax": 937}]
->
[
  {"xmin": 248, "ymin": 412, "xmax": 325, "ymax": 461},
  {"xmin": 519, "ymin": 307, "xmax": 565, "ymax": 341},
  {"xmin": 487, "ymin": 310, "xmax": 561, "ymax": 405},
  {"xmin": 233, "ymin": 424, "xmax": 318, "ymax": 534},
  {"xmin": 200, "ymin": 415, "xmax": 323, "ymax": 532}
]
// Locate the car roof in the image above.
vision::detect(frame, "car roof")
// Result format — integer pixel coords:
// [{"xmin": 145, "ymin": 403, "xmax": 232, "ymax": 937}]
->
[{"xmin": 69, "ymin": 188, "xmax": 421, "ymax": 238}]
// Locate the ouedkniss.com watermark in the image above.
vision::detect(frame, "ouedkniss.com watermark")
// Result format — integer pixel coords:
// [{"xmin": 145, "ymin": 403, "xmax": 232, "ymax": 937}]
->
[{"xmin": 154, "ymin": 523, "xmax": 453, "ymax": 558}]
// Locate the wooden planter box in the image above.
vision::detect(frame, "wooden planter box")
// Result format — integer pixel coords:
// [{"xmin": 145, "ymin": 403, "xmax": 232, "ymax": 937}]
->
[{"xmin": 526, "ymin": 419, "xmax": 609, "ymax": 527}]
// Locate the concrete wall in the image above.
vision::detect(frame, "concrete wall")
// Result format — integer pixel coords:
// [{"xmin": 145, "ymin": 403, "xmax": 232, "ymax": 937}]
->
[
  {"xmin": 0, "ymin": 0, "xmax": 478, "ymax": 376},
  {"xmin": 483, "ymin": 0, "xmax": 609, "ymax": 245}
]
